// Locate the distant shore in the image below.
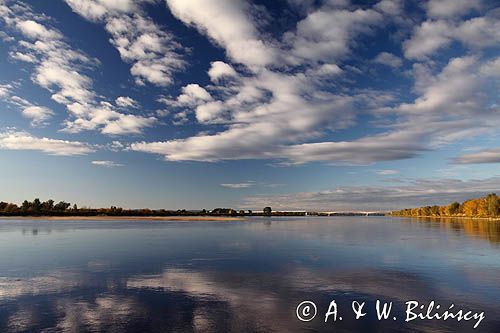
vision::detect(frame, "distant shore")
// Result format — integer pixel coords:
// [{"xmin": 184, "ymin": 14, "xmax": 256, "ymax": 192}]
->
[
  {"xmin": 0, "ymin": 216, "xmax": 244, "ymax": 221},
  {"xmin": 395, "ymin": 215, "xmax": 500, "ymax": 221}
]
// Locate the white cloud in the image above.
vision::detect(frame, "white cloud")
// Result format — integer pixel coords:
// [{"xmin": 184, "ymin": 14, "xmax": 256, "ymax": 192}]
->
[
  {"xmin": 130, "ymin": 74, "xmax": 360, "ymax": 162},
  {"xmin": 374, "ymin": 52, "xmax": 402, "ymax": 68},
  {"xmin": 0, "ymin": 83, "xmax": 12, "ymax": 97},
  {"xmin": 397, "ymin": 56, "xmax": 481, "ymax": 114},
  {"xmin": 101, "ymin": 113, "xmax": 156, "ymax": 135},
  {"xmin": 21, "ymin": 106, "xmax": 54, "ymax": 127},
  {"xmin": 313, "ymin": 63, "xmax": 343, "ymax": 76},
  {"xmin": 1, "ymin": 3, "xmax": 156, "ymax": 136},
  {"xmin": 403, "ymin": 20, "xmax": 453, "ymax": 60},
  {"xmin": 220, "ymin": 181, "xmax": 255, "ymax": 189},
  {"xmin": 142, "ymin": 2, "xmax": 388, "ymax": 160},
  {"xmin": 454, "ymin": 148, "xmax": 500, "ymax": 164},
  {"xmin": 276, "ymin": 131, "xmax": 424, "ymax": 165},
  {"xmin": 375, "ymin": 0, "xmax": 403, "ymax": 16},
  {"xmin": 131, "ymin": 49, "xmax": 500, "ymax": 165},
  {"xmin": 65, "ymin": 0, "xmax": 186, "ymax": 86},
  {"xmin": 194, "ymin": 101, "xmax": 225, "ymax": 123},
  {"xmin": 426, "ymin": 0, "xmax": 483, "ymax": 18},
  {"xmin": 62, "ymin": 102, "xmax": 156, "ymax": 135},
  {"xmin": 403, "ymin": 11, "xmax": 500, "ymax": 59},
  {"xmin": 0, "ymin": 130, "xmax": 95, "ymax": 156},
  {"xmin": 63, "ymin": 0, "xmax": 137, "ymax": 21},
  {"xmin": 15, "ymin": 20, "xmax": 62, "ymax": 40},
  {"xmin": 160, "ymin": 84, "xmax": 213, "ymax": 109},
  {"xmin": 208, "ymin": 61, "xmax": 237, "ymax": 82},
  {"xmin": 243, "ymin": 177, "xmax": 500, "ymax": 211},
  {"xmin": 480, "ymin": 57, "xmax": 500, "ymax": 77},
  {"xmin": 376, "ymin": 169, "xmax": 400, "ymax": 175},
  {"xmin": 115, "ymin": 96, "xmax": 139, "ymax": 108},
  {"xmin": 3, "ymin": 0, "xmax": 497, "ymax": 170},
  {"xmin": 286, "ymin": 6, "xmax": 383, "ymax": 63},
  {"xmin": 91, "ymin": 160, "xmax": 123, "ymax": 167},
  {"xmin": 34, "ymin": 60, "xmax": 95, "ymax": 105},
  {"xmin": 0, "ymin": 85, "xmax": 54, "ymax": 127},
  {"xmin": 166, "ymin": 0, "xmax": 277, "ymax": 68},
  {"xmin": 178, "ymin": 84, "xmax": 212, "ymax": 104},
  {"xmin": 9, "ymin": 51, "xmax": 37, "ymax": 63},
  {"xmin": 105, "ymin": 14, "xmax": 186, "ymax": 86}
]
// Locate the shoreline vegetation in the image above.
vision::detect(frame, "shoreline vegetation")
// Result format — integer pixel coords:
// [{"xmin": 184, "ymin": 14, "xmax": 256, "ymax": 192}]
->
[
  {"xmin": 0, "ymin": 200, "xmax": 385, "ymax": 218},
  {"xmin": 391, "ymin": 193, "xmax": 500, "ymax": 220},
  {"xmin": 2, "ymin": 194, "xmax": 499, "ymax": 221},
  {"xmin": 0, "ymin": 216, "xmax": 243, "ymax": 221}
]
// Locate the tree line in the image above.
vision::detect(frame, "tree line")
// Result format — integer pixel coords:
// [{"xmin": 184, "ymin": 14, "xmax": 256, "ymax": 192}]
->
[
  {"xmin": 391, "ymin": 193, "xmax": 500, "ymax": 218},
  {"xmin": 0, "ymin": 199, "xmax": 275, "ymax": 217}
]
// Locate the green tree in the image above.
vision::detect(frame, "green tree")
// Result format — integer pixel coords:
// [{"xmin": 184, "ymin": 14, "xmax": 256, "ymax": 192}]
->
[
  {"xmin": 21, "ymin": 200, "xmax": 31, "ymax": 212},
  {"xmin": 54, "ymin": 201, "xmax": 71, "ymax": 211},
  {"xmin": 447, "ymin": 202, "xmax": 460, "ymax": 215},
  {"xmin": 486, "ymin": 193, "xmax": 499, "ymax": 217},
  {"xmin": 263, "ymin": 207, "xmax": 272, "ymax": 216},
  {"xmin": 43, "ymin": 199, "xmax": 55, "ymax": 211}
]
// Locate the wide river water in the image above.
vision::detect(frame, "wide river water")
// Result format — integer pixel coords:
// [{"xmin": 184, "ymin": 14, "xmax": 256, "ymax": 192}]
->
[{"xmin": 0, "ymin": 216, "xmax": 499, "ymax": 332}]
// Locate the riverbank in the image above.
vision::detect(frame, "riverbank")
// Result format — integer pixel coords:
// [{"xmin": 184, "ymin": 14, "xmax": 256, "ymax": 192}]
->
[
  {"xmin": 0, "ymin": 216, "xmax": 244, "ymax": 221},
  {"xmin": 393, "ymin": 215, "xmax": 500, "ymax": 221}
]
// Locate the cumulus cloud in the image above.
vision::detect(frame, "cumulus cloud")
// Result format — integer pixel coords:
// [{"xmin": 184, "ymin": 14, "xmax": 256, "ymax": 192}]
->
[
  {"xmin": 62, "ymin": 102, "xmax": 156, "ymax": 135},
  {"xmin": 124, "ymin": 0, "xmax": 500, "ymax": 167},
  {"xmin": 105, "ymin": 14, "xmax": 186, "ymax": 86},
  {"xmin": 373, "ymin": 51, "xmax": 402, "ymax": 68},
  {"xmin": 9, "ymin": 50, "xmax": 37, "ymax": 63},
  {"xmin": 0, "ymin": 85, "xmax": 54, "ymax": 127},
  {"xmin": 21, "ymin": 106, "xmax": 54, "ymax": 127},
  {"xmin": 243, "ymin": 177, "xmax": 500, "ymax": 211},
  {"xmin": 403, "ymin": 20, "xmax": 454, "ymax": 60},
  {"xmin": 403, "ymin": 9, "xmax": 500, "ymax": 59},
  {"xmin": 0, "ymin": 130, "xmax": 95, "ymax": 156},
  {"xmin": 2, "ymin": 0, "xmax": 499, "ymax": 170},
  {"xmin": 313, "ymin": 63, "xmax": 343, "ymax": 76},
  {"xmin": 208, "ymin": 61, "xmax": 238, "ymax": 82},
  {"xmin": 131, "ymin": 0, "xmax": 390, "ymax": 163},
  {"xmin": 426, "ymin": 0, "xmax": 483, "ymax": 18},
  {"xmin": 175, "ymin": 84, "xmax": 212, "ymax": 106},
  {"xmin": 15, "ymin": 19, "xmax": 62, "ymax": 39},
  {"xmin": 166, "ymin": 0, "xmax": 277, "ymax": 68},
  {"xmin": 0, "ymin": 83, "xmax": 12, "ymax": 97},
  {"xmin": 132, "ymin": 50, "xmax": 499, "ymax": 164},
  {"xmin": 286, "ymin": 5, "xmax": 383, "ymax": 63},
  {"xmin": 65, "ymin": 0, "xmax": 186, "ymax": 86},
  {"xmin": 1, "ymin": 1, "xmax": 155, "ymax": 135},
  {"xmin": 115, "ymin": 96, "xmax": 139, "ymax": 108},
  {"xmin": 397, "ymin": 56, "xmax": 482, "ymax": 115},
  {"xmin": 375, "ymin": 0, "xmax": 403, "ymax": 16},
  {"xmin": 62, "ymin": 0, "xmax": 137, "ymax": 21},
  {"xmin": 480, "ymin": 57, "xmax": 500, "ymax": 77}
]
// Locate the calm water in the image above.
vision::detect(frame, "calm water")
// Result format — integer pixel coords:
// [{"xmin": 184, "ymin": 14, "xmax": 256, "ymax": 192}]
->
[{"xmin": 0, "ymin": 217, "xmax": 499, "ymax": 332}]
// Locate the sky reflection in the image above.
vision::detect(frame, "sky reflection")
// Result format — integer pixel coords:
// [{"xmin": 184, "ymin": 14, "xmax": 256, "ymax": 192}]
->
[{"xmin": 0, "ymin": 217, "xmax": 499, "ymax": 332}]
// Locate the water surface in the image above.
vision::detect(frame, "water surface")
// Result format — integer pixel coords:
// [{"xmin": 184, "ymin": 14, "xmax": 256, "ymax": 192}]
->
[{"xmin": 0, "ymin": 217, "xmax": 499, "ymax": 332}]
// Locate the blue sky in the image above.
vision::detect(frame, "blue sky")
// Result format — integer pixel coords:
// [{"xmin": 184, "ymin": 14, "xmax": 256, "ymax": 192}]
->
[{"xmin": 0, "ymin": 0, "xmax": 499, "ymax": 211}]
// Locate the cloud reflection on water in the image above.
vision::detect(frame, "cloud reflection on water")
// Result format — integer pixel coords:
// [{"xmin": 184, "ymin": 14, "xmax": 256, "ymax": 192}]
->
[{"xmin": 0, "ymin": 218, "xmax": 500, "ymax": 332}]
